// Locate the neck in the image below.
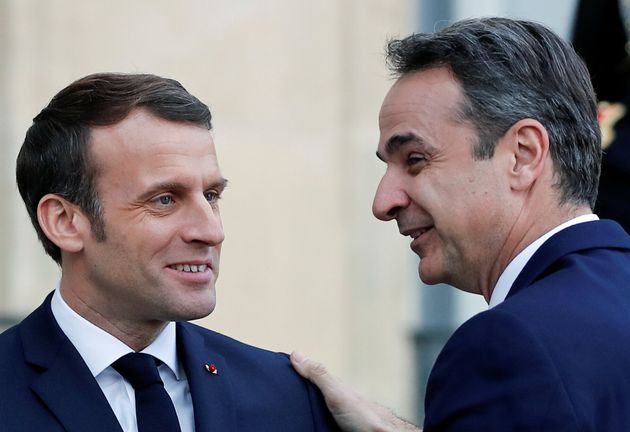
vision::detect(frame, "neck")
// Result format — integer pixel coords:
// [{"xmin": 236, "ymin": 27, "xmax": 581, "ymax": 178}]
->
[
  {"xmin": 479, "ymin": 203, "xmax": 592, "ymax": 302},
  {"xmin": 59, "ymin": 277, "xmax": 166, "ymax": 351}
]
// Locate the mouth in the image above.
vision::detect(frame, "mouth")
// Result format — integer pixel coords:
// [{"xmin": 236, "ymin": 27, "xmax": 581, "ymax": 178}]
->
[
  {"xmin": 400, "ymin": 225, "xmax": 434, "ymax": 256},
  {"xmin": 401, "ymin": 225, "xmax": 433, "ymax": 240},
  {"xmin": 168, "ymin": 263, "xmax": 209, "ymax": 273},
  {"xmin": 165, "ymin": 260, "xmax": 216, "ymax": 285},
  {"xmin": 408, "ymin": 227, "xmax": 431, "ymax": 240}
]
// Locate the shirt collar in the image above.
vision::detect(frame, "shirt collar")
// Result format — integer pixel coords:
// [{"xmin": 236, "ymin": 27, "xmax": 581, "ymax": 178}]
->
[
  {"xmin": 50, "ymin": 288, "xmax": 180, "ymax": 379},
  {"xmin": 488, "ymin": 214, "xmax": 599, "ymax": 308}
]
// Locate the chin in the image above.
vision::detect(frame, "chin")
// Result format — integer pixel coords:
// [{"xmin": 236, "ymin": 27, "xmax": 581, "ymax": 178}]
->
[
  {"xmin": 171, "ymin": 305, "xmax": 215, "ymax": 322},
  {"xmin": 419, "ymin": 274, "xmax": 442, "ymax": 286},
  {"xmin": 192, "ymin": 297, "xmax": 217, "ymax": 319},
  {"xmin": 173, "ymin": 291, "xmax": 217, "ymax": 321},
  {"xmin": 418, "ymin": 263, "xmax": 444, "ymax": 286}
]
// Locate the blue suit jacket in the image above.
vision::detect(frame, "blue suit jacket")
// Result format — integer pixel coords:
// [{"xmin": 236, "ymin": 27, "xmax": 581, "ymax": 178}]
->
[
  {"xmin": 424, "ymin": 220, "xmax": 630, "ymax": 431},
  {"xmin": 0, "ymin": 294, "xmax": 339, "ymax": 431}
]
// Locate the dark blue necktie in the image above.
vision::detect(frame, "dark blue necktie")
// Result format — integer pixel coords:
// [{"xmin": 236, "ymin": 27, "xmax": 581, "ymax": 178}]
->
[{"xmin": 112, "ymin": 353, "xmax": 182, "ymax": 432}]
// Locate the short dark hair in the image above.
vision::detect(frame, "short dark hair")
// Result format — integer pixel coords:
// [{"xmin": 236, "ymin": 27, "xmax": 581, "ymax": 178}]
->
[
  {"xmin": 386, "ymin": 17, "xmax": 601, "ymax": 208},
  {"xmin": 16, "ymin": 73, "xmax": 212, "ymax": 264}
]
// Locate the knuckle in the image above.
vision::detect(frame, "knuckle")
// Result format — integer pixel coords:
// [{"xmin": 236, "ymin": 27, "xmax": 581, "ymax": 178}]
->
[{"xmin": 309, "ymin": 360, "xmax": 328, "ymax": 377}]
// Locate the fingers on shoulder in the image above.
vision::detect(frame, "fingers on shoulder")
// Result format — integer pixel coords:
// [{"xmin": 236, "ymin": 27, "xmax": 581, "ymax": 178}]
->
[{"xmin": 290, "ymin": 351, "xmax": 329, "ymax": 381}]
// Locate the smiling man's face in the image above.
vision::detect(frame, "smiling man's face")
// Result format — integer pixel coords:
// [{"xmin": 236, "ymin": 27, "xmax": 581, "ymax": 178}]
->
[
  {"xmin": 75, "ymin": 109, "xmax": 227, "ymax": 326},
  {"xmin": 373, "ymin": 67, "xmax": 510, "ymax": 293}
]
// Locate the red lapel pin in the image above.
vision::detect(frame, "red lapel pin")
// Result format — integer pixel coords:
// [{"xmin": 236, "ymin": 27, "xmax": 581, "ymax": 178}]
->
[{"xmin": 204, "ymin": 363, "xmax": 218, "ymax": 375}]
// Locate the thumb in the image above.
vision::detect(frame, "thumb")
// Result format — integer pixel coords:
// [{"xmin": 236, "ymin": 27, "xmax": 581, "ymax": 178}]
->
[
  {"xmin": 291, "ymin": 351, "xmax": 328, "ymax": 381},
  {"xmin": 291, "ymin": 352, "xmax": 421, "ymax": 432},
  {"xmin": 291, "ymin": 351, "xmax": 340, "ymax": 399}
]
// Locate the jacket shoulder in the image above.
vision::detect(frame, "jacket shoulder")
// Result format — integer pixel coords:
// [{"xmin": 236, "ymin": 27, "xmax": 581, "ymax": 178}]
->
[
  {"xmin": 177, "ymin": 322, "xmax": 340, "ymax": 431},
  {"xmin": 179, "ymin": 321, "xmax": 289, "ymax": 362},
  {"xmin": 425, "ymin": 309, "xmax": 579, "ymax": 431}
]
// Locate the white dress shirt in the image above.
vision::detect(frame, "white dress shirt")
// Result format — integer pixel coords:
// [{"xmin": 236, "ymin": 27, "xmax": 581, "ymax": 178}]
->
[
  {"xmin": 489, "ymin": 214, "xmax": 599, "ymax": 308},
  {"xmin": 50, "ymin": 289, "xmax": 195, "ymax": 432}
]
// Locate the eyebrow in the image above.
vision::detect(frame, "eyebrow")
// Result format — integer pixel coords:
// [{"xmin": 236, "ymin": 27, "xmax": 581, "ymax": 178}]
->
[
  {"xmin": 138, "ymin": 177, "xmax": 229, "ymax": 201},
  {"xmin": 376, "ymin": 133, "xmax": 426, "ymax": 161}
]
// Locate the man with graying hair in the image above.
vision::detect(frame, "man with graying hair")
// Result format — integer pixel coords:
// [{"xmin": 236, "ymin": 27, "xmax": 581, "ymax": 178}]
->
[{"xmin": 292, "ymin": 17, "xmax": 630, "ymax": 431}]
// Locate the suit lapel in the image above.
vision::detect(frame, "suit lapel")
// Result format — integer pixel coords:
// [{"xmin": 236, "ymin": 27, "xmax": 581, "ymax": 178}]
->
[
  {"xmin": 508, "ymin": 220, "xmax": 630, "ymax": 299},
  {"xmin": 177, "ymin": 323, "xmax": 237, "ymax": 431},
  {"xmin": 20, "ymin": 293, "xmax": 123, "ymax": 432}
]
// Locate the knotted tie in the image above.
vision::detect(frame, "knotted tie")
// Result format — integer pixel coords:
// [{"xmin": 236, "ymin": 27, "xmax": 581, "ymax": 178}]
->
[{"xmin": 112, "ymin": 353, "xmax": 182, "ymax": 432}]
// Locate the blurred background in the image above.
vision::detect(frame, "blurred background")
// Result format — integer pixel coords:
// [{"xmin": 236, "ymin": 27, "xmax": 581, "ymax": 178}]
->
[{"xmin": 0, "ymin": 0, "xmax": 594, "ymax": 424}]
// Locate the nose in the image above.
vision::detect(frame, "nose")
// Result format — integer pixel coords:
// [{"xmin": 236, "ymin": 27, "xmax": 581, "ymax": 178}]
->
[
  {"xmin": 372, "ymin": 171, "xmax": 410, "ymax": 221},
  {"xmin": 182, "ymin": 197, "xmax": 225, "ymax": 245}
]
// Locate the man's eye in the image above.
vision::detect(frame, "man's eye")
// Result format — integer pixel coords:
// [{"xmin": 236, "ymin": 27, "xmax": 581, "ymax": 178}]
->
[
  {"xmin": 205, "ymin": 191, "xmax": 220, "ymax": 202},
  {"xmin": 154, "ymin": 195, "xmax": 173, "ymax": 206},
  {"xmin": 407, "ymin": 153, "xmax": 426, "ymax": 166}
]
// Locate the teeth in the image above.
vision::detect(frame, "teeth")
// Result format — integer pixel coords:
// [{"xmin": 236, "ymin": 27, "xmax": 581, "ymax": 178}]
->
[
  {"xmin": 171, "ymin": 264, "xmax": 208, "ymax": 273},
  {"xmin": 410, "ymin": 229, "xmax": 428, "ymax": 239}
]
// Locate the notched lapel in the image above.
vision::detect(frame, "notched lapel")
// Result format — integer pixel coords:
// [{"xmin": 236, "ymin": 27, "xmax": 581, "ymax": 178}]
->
[
  {"xmin": 177, "ymin": 323, "xmax": 237, "ymax": 432},
  {"xmin": 21, "ymin": 294, "xmax": 123, "ymax": 432},
  {"xmin": 30, "ymin": 360, "xmax": 124, "ymax": 432}
]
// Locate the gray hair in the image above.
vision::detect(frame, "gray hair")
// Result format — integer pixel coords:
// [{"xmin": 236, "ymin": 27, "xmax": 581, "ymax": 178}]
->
[{"xmin": 386, "ymin": 17, "xmax": 601, "ymax": 208}]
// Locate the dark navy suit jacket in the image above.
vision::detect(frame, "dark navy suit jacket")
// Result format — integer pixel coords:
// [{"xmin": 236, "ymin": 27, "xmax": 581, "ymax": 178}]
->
[
  {"xmin": 424, "ymin": 220, "xmax": 630, "ymax": 431},
  {"xmin": 0, "ymin": 293, "xmax": 338, "ymax": 431}
]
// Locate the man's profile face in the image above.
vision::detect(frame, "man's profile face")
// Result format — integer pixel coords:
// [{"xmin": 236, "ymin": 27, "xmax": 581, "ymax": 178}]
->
[
  {"xmin": 76, "ymin": 109, "xmax": 226, "ymax": 324},
  {"xmin": 372, "ymin": 67, "xmax": 510, "ymax": 293}
]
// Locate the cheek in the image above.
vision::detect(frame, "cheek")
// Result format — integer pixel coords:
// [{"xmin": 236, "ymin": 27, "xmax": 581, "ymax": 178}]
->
[
  {"xmin": 407, "ymin": 176, "xmax": 431, "ymax": 206},
  {"xmin": 116, "ymin": 221, "xmax": 175, "ymax": 260},
  {"xmin": 415, "ymin": 177, "xmax": 459, "ymax": 215},
  {"xmin": 142, "ymin": 221, "xmax": 175, "ymax": 240}
]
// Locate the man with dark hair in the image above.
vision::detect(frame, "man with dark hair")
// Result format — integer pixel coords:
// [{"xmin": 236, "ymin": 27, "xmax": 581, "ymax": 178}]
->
[
  {"xmin": 1, "ymin": 73, "xmax": 337, "ymax": 432},
  {"xmin": 292, "ymin": 17, "xmax": 630, "ymax": 431}
]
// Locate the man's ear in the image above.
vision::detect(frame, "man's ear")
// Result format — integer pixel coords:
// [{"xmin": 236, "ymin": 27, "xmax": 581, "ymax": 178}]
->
[
  {"xmin": 37, "ymin": 194, "xmax": 89, "ymax": 254},
  {"xmin": 504, "ymin": 119, "xmax": 550, "ymax": 192}
]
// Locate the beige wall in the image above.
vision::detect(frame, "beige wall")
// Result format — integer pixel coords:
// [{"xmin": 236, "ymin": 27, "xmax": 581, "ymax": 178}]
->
[{"xmin": 0, "ymin": 0, "xmax": 417, "ymax": 419}]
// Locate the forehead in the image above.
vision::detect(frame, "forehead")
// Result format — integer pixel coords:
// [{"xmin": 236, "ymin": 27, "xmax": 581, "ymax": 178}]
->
[
  {"xmin": 381, "ymin": 67, "xmax": 462, "ymax": 110},
  {"xmin": 88, "ymin": 109, "xmax": 220, "ymax": 187},
  {"xmin": 378, "ymin": 67, "xmax": 466, "ymax": 153}
]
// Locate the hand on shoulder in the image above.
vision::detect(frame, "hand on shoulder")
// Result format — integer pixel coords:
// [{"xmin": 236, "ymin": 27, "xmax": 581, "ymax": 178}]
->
[{"xmin": 290, "ymin": 351, "xmax": 421, "ymax": 432}]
